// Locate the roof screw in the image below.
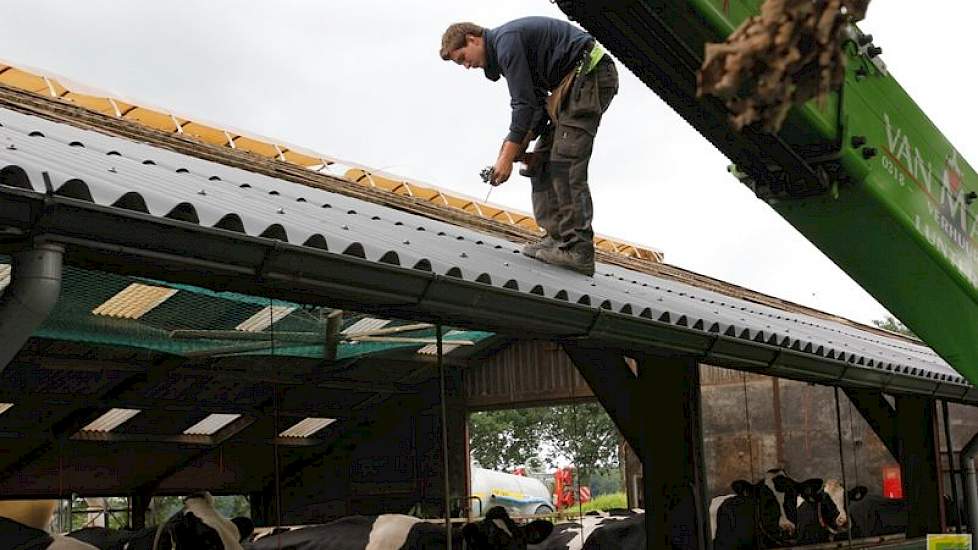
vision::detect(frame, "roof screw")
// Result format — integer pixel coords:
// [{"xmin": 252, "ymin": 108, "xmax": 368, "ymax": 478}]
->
[
  {"xmin": 342, "ymin": 225, "xmax": 349, "ymax": 230},
  {"xmin": 197, "ymin": 189, "xmax": 207, "ymax": 196},
  {"xmin": 108, "ymin": 167, "xmax": 117, "ymax": 173},
  {"xmin": 277, "ymin": 208, "xmax": 285, "ymax": 214},
  {"xmin": 460, "ymin": 252, "xmax": 468, "ymax": 258},
  {"xmin": 503, "ymin": 262, "xmax": 510, "ymax": 267},
  {"xmin": 403, "ymin": 240, "xmax": 410, "ymax": 245},
  {"xmin": 6, "ymin": 144, "xmax": 15, "ymax": 150}
]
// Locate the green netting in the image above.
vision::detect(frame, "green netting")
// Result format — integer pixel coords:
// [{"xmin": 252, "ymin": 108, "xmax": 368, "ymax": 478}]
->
[{"xmin": 0, "ymin": 256, "xmax": 491, "ymax": 358}]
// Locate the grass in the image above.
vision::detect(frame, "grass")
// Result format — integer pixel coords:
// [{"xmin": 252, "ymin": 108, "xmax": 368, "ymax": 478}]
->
[{"xmin": 551, "ymin": 492, "xmax": 628, "ymax": 520}]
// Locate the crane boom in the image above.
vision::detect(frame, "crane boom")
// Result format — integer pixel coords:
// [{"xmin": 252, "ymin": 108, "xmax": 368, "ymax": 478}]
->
[{"xmin": 558, "ymin": 0, "xmax": 978, "ymax": 383}]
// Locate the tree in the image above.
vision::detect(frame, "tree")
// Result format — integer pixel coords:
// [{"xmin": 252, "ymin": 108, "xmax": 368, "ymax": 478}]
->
[
  {"xmin": 542, "ymin": 403, "xmax": 619, "ymax": 485},
  {"xmin": 469, "ymin": 408, "xmax": 549, "ymax": 471},
  {"xmin": 468, "ymin": 403, "xmax": 621, "ymax": 487},
  {"xmin": 872, "ymin": 315, "xmax": 916, "ymax": 339}
]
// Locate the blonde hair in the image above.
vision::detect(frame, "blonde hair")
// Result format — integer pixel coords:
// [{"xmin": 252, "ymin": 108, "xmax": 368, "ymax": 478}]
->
[{"xmin": 440, "ymin": 22, "xmax": 486, "ymax": 60}]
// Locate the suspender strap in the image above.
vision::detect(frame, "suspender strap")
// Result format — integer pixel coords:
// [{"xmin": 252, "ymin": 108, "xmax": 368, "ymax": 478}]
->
[{"xmin": 578, "ymin": 43, "xmax": 605, "ymax": 75}]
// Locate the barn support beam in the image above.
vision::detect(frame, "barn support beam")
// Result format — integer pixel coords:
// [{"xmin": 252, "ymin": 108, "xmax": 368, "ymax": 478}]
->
[
  {"xmin": 129, "ymin": 492, "xmax": 151, "ymax": 530},
  {"xmin": 843, "ymin": 388, "xmax": 899, "ymax": 459},
  {"xmin": 961, "ymin": 431, "xmax": 978, "ymax": 537},
  {"xmin": 564, "ymin": 343, "xmax": 706, "ymax": 549},
  {"xmin": 895, "ymin": 395, "xmax": 944, "ymax": 536}
]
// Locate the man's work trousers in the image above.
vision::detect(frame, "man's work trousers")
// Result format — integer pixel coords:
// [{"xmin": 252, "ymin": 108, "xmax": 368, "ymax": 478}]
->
[{"xmin": 531, "ymin": 56, "xmax": 619, "ymax": 253}]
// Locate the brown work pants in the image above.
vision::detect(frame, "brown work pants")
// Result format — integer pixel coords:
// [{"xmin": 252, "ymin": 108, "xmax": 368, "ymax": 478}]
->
[{"xmin": 531, "ymin": 55, "xmax": 618, "ymax": 252}]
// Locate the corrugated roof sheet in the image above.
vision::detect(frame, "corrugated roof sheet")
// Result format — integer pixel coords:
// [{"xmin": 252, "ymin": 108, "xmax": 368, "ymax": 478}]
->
[
  {"xmin": 0, "ymin": 105, "xmax": 970, "ymax": 395},
  {"xmin": 183, "ymin": 413, "xmax": 241, "ymax": 435},
  {"xmin": 0, "ymin": 61, "xmax": 662, "ymax": 262},
  {"xmin": 80, "ymin": 408, "xmax": 141, "ymax": 432},
  {"xmin": 91, "ymin": 282, "xmax": 177, "ymax": 319},
  {"xmin": 0, "ymin": 263, "xmax": 9, "ymax": 292},
  {"xmin": 235, "ymin": 305, "xmax": 296, "ymax": 332},
  {"xmin": 0, "ymin": 403, "xmax": 13, "ymax": 416},
  {"xmin": 342, "ymin": 317, "xmax": 390, "ymax": 336},
  {"xmin": 417, "ymin": 330, "xmax": 466, "ymax": 355},
  {"xmin": 279, "ymin": 417, "xmax": 336, "ymax": 438}
]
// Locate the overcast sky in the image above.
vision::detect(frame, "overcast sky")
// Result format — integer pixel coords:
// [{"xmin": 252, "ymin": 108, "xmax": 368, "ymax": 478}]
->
[{"xmin": 1, "ymin": 2, "xmax": 974, "ymax": 326}]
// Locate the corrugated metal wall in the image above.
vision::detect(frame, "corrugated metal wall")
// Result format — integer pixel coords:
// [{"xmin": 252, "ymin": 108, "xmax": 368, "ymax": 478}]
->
[{"xmin": 464, "ymin": 340, "xmax": 595, "ymax": 410}]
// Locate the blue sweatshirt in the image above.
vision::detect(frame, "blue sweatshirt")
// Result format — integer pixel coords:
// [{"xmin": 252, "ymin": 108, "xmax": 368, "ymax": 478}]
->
[{"xmin": 483, "ymin": 16, "xmax": 593, "ymax": 143}]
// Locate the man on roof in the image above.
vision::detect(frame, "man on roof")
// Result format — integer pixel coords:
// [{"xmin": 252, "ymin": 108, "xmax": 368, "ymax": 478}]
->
[{"xmin": 440, "ymin": 16, "xmax": 618, "ymax": 277}]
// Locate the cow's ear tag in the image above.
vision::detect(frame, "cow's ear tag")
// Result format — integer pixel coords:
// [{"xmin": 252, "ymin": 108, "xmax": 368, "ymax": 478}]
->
[{"xmin": 523, "ymin": 520, "xmax": 554, "ymax": 544}]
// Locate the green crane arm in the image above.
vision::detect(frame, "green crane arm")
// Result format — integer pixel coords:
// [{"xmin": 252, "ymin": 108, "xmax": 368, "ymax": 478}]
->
[{"xmin": 557, "ymin": 0, "xmax": 978, "ymax": 383}]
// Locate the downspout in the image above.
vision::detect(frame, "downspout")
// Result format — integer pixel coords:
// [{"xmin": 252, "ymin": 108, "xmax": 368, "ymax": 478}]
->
[
  {"xmin": 0, "ymin": 242, "xmax": 64, "ymax": 373},
  {"xmin": 961, "ymin": 430, "xmax": 978, "ymax": 534}
]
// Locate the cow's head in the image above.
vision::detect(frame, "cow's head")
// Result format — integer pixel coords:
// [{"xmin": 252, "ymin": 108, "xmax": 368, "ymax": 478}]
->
[
  {"xmin": 798, "ymin": 479, "xmax": 867, "ymax": 533},
  {"xmin": 461, "ymin": 506, "xmax": 553, "ymax": 549},
  {"xmin": 763, "ymin": 468, "xmax": 802, "ymax": 534},
  {"xmin": 154, "ymin": 493, "xmax": 254, "ymax": 550}
]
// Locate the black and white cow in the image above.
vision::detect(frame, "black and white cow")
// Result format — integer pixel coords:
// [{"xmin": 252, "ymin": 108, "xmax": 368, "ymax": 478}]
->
[
  {"xmin": 579, "ymin": 512, "xmax": 644, "ymax": 550},
  {"xmin": 528, "ymin": 509, "xmax": 643, "ymax": 550},
  {"xmin": 839, "ymin": 493, "xmax": 965, "ymax": 540},
  {"xmin": 793, "ymin": 479, "xmax": 867, "ymax": 545},
  {"xmin": 710, "ymin": 469, "xmax": 813, "ymax": 550},
  {"xmin": 842, "ymin": 493, "xmax": 907, "ymax": 539},
  {"xmin": 245, "ymin": 505, "xmax": 553, "ymax": 550},
  {"xmin": 67, "ymin": 493, "xmax": 254, "ymax": 550},
  {"xmin": 0, "ymin": 499, "xmax": 98, "ymax": 549}
]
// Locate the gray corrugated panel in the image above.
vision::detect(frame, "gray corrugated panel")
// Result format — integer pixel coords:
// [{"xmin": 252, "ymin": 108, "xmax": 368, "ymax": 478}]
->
[
  {"xmin": 603, "ymin": 262, "xmax": 952, "ymax": 375},
  {"xmin": 0, "ymin": 106, "xmax": 971, "ymax": 393}
]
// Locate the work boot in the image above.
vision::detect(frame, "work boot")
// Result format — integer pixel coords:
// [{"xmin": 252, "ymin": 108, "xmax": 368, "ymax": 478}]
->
[
  {"xmin": 521, "ymin": 236, "xmax": 559, "ymax": 259},
  {"xmin": 536, "ymin": 245, "xmax": 595, "ymax": 276}
]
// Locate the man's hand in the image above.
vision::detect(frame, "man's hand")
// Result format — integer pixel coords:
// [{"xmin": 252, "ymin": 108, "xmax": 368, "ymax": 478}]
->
[
  {"xmin": 491, "ymin": 139, "xmax": 523, "ymax": 186},
  {"xmin": 491, "ymin": 156, "xmax": 513, "ymax": 185}
]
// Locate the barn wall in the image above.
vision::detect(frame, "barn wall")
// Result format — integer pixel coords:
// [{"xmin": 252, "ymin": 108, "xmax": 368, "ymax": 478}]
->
[
  {"xmin": 667, "ymin": 366, "xmax": 899, "ymax": 500},
  {"xmin": 465, "ymin": 340, "xmax": 593, "ymax": 409}
]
